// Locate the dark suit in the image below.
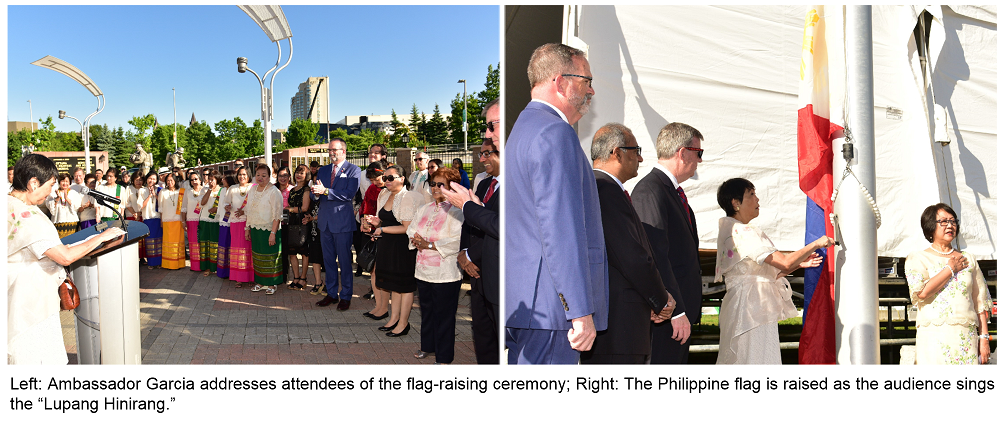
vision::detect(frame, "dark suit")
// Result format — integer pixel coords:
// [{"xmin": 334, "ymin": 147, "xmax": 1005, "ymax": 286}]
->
[
  {"xmin": 460, "ymin": 176, "xmax": 499, "ymax": 364},
  {"xmin": 632, "ymin": 167, "xmax": 702, "ymax": 364},
  {"xmin": 581, "ymin": 170, "xmax": 670, "ymax": 364},
  {"xmin": 504, "ymin": 101, "xmax": 608, "ymax": 364},
  {"xmin": 313, "ymin": 160, "xmax": 361, "ymax": 300}
]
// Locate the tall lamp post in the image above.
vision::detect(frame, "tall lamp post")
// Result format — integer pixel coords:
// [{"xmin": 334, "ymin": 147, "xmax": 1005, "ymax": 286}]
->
[
  {"xmin": 31, "ymin": 55, "xmax": 104, "ymax": 174},
  {"xmin": 236, "ymin": 5, "xmax": 293, "ymax": 171},
  {"xmin": 58, "ymin": 110, "xmax": 86, "ymax": 167},
  {"xmin": 457, "ymin": 79, "xmax": 467, "ymax": 151}
]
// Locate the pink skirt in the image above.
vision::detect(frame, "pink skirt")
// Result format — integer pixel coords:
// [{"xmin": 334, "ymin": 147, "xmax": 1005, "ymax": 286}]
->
[
  {"xmin": 186, "ymin": 220, "xmax": 201, "ymax": 271},
  {"xmin": 229, "ymin": 221, "xmax": 254, "ymax": 283}
]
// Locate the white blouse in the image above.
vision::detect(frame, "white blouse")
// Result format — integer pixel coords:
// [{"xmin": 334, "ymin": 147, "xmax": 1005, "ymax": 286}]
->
[
  {"xmin": 181, "ymin": 186, "xmax": 205, "ymax": 221},
  {"xmin": 78, "ymin": 194, "xmax": 97, "ymax": 222},
  {"xmin": 406, "ymin": 201, "xmax": 464, "ymax": 283},
  {"xmin": 198, "ymin": 186, "xmax": 225, "ymax": 222},
  {"xmin": 376, "ymin": 188, "xmax": 424, "ymax": 225},
  {"xmin": 95, "ymin": 183, "xmax": 125, "ymax": 219},
  {"xmin": 46, "ymin": 189, "xmax": 82, "ymax": 224},
  {"xmin": 227, "ymin": 184, "xmax": 253, "ymax": 224},
  {"xmin": 123, "ymin": 186, "xmax": 140, "ymax": 218},
  {"xmin": 135, "ymin": 187, "xmax": 161, "ymax": 220},
  {"xmin": 245, "ymin": 184, "xmax": 283, "ymax": 231},
  {"xmin": 216, "ymin": 187, "xmax": 232, "ymax": 227},
  {"xmin": 158, "ymin": 189, "xmax": 182, "ymax": 222}
]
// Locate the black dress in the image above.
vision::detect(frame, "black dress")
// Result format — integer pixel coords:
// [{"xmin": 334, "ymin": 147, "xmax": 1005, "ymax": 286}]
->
[
  {"xmin": 374, "ymin": 206, "xmax": 417, "ymax": 293},
  {"xmin": 286, "ymin": 185, "xmax": 310, "ymax": 256}
]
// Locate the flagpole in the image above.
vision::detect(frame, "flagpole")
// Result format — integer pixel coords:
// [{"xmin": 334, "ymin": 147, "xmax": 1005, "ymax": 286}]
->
[{"xmin": 834, "ymin": 5, "xmax": 879, "ymax": 364}]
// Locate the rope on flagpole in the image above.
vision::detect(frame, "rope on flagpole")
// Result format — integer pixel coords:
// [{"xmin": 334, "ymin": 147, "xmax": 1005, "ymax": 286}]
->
[{"xmin": 830, "ymin": 125, "xmax": 882, "ymax": 232}]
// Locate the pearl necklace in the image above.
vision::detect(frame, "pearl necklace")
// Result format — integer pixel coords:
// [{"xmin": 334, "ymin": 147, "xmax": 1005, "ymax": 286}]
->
[{"xmin": 930, "ymin": 244, "xmax": 953, "ymax": 255}]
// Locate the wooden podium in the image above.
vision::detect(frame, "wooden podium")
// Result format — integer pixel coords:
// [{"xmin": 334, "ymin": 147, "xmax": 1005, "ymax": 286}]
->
[{"xmin": 61, "ymin": 217, "xmax": 149, "ymax": 364}]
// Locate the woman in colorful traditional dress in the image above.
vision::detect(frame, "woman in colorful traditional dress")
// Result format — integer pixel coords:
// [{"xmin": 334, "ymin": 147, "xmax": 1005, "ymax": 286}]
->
[
  {"xmin": 181, "ymin": 171, "xmax": 205, "ymax": 271},
  {"xmin": 133, "ymin": 172, "xmax": 162, "ymax": 269},
  {"xmin": 363, "ymin": 164, "xmax": 423, "ymax": 336},
  {"xmin": 246, "ymin": 164, "xmax": 284, "ymax": 294},
  {"xmin": 407, "ymin": 167, "xmax": 465, "ymax": 361},
  {"xmin": 8, "ymin": 154, "xmax": 125, "ymax": 364},
  {"xmin": 227, "ymin": 166, "xmax": 255, "ymax": 287},
  {"xmin": 47, "ymin": 173, "xmax": 82, "ymax": 237},
  {"xmin": 216, "ymin": 174, "xmax": 236, "ymax": 279},
  {"xmin": 95, "ymin": 168, "xmax": 124, "ymax": 222},
  {"xmin": 906, "ymin": 203, "xmax": 993, "ymax": 364},
  {"xmin": 159, "ymin": 173, "xmax": 185, "ymax": 270},
  {"xmin": 198, "ymin": 170, "xmax": 224, "ymax": 276},
  {"xmin": 286, "ymin": 165, "xmax": 312, "ymax": 290}
]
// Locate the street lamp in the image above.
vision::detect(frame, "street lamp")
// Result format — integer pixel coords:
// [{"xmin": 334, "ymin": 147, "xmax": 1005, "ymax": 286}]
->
[
  {"xmin": 31, "ymin": 55, "xmax": 104, "ymax": 173},
  {"xmin": 58, "ymin": 110, "xmax": 86, "ymax": 166},
  {"xmin": 457, "ymin": 79, "xmax": 467, "ymax": 151},
  {"xmin": 236, "ymin": 5, "xmax": 293, "ymax": 172}
]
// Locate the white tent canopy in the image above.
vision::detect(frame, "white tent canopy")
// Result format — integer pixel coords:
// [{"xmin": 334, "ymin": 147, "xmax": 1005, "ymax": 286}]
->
[{"xmin": 569, "ymin": 5, "xmax": 996, "ymax": 259}]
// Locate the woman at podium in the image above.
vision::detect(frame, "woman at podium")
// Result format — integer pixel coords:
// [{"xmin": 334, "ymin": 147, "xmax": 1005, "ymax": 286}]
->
[{"xmin": 7, "ymin": 154, "xmax": 124, "ymax": 365}]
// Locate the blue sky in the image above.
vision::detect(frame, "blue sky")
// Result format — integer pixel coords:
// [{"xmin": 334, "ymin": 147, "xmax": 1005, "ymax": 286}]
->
[{"xmin": 7, "ymin": 5, "xmax": 500, "ymax": 134}]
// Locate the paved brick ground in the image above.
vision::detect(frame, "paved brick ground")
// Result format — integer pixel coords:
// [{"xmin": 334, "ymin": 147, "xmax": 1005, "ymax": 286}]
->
[{"xmin": 61, "ymin": 260, "xmax": 475, "ymax": 365}]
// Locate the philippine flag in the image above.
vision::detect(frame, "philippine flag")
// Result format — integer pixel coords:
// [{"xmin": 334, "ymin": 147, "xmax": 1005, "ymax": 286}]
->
[{"xmin": 797, "ymin": 5, "xmax": 844, "ymax": 365}]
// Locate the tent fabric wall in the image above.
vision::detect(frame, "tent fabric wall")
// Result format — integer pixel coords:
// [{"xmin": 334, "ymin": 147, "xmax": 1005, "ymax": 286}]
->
[{"xmin": 574, "ymin": 5, "xmax": 995, "ymax": 259}]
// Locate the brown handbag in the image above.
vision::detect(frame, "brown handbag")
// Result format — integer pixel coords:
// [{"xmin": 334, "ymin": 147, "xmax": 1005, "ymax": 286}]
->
[{"xmin": 58, "ymin": 272, "xmax": 80, "ymax": 311}]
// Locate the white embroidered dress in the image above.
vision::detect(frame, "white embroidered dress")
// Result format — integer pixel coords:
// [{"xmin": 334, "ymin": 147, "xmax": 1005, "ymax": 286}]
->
[{"xmin": 406, "ymin": 201, "xmax": 465, "ymax": 283}]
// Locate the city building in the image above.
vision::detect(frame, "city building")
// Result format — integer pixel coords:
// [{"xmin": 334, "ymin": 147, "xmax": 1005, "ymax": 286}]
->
[{"xmin": 290, "ymin": 76, "xmax": 329, "ymax": 124}]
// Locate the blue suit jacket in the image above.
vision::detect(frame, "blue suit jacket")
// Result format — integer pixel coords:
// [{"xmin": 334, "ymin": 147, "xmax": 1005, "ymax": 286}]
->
[
  {"xmin": 313, "ymin": 161, "xmax": 361, "ymax": 234},
  {"xmin": 504, "ymin": 101, "xmax": 608, "ymax": 332}
]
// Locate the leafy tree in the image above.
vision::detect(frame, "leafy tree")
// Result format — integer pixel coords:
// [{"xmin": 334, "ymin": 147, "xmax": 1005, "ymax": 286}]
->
[
  {"xmin": 90, "ymin": 124, "xmax": 116, "ymax": 163},
  {"xmin": 286, "ymin": 118, "xmax": 321, "ymax": 148},
  {"xmin": 449, "ymin": 63, "xmax": 499, "ymax": 144},
  {"xmin": 387, "ymin": 109, "xmax": 408, "ymax": 148},
  {"xmin": 426, "ymin": 104, "xmax": 449, "ymax": 145}
]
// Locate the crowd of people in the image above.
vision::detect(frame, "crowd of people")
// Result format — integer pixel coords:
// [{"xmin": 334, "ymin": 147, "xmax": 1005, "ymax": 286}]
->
[
  {"xmin": 504, "ymin": 42, "xmax": 993, "ymax": 365},
  {"xmin": 7, "ymin": 98, "xmax": 501, "ymax": 365}
]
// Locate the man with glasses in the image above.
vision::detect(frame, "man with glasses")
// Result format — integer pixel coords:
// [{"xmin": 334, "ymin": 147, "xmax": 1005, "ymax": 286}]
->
[
  {"xmin": 583, "ymin": 123, "xmax": 676, "ymax": 364},
  {"xmin": 504, "ymin": 43, "xmax": 607, "ymax": 364},
  {"xmin": 444, "ymin": 98, "xmax": 501, "ymax": 364},
  {"xmin": 311, "ymin": 138, "xmax": 361, "ymax": 310},
  {"xmin": 408, "ymin": 151, "xmax": 432, "ymax": 204},
  {"xmin": 633, "ymin": 122, "xmax": 705, "ymax": 364}
]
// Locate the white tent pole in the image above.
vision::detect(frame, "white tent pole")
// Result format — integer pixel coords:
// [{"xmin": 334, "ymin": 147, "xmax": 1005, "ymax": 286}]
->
[{"xmin": 835, "ymin": 5, "xmax": 880, "ymax": 364}]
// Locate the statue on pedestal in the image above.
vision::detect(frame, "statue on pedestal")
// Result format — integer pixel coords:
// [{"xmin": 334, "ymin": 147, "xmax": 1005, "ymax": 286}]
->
[
  {"xmin": 129, "ymin": 143, "xmax": 153, "ymax": 175},
  {"xmin": 166, "ymin": 147, "xmax": 187, "ymax": 170}
]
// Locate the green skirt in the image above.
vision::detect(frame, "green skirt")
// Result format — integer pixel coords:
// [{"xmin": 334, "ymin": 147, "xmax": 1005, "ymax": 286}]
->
[
  {"xmin": 250, "ymin": 227, "xmax": 282, "ymax": 286},
  {"xmin": 199, "ymin": 221, "xmax": 220, "ymax": 272}
]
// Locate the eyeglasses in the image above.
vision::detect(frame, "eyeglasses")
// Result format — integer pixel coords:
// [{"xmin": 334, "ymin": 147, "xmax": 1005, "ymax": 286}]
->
[
  {"xmin": 936, "ymin": 219, "xmax": 959, "ymax": 227},
  {"xmin": 487, "ymin": 120, "xmax": 500, "ymax": 132},
  {"xmin": 479, "ymin": 150, "xmax": 500, "ymax": 158},
  {"xmin": 617, "ymin": 146, "xmax": 643, "ymax": 156},
  {"xmin": 431, "ymin": 182, "xmax": 447, "ymax": 189},
  {"xmin": 414, "ymin": 157, "xmax": 428, "ymax": 162},
  {"xmin": 381, "ymin": 175, "xmax": 400, "ymax": 182},
  {"xmin": 327, "ymin": 148, "xmax": 345, "ymax": 152},
  {"xmin": 561, "ymin": 73, "xmax": 593, "ymax": 87},
  {"xmin": 682, "ymin": 146, "xmax": 704, "ymax": 159}
]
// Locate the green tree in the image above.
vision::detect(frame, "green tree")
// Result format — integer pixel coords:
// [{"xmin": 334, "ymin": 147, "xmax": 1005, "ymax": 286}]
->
[
  {"xmin": 387, "ymin": 109, "xmax": 408, "ymax": 148},
  {"xmin": 286, "ymin": 118, "xmax": 321, "ymax": 148},
  {"xmin": 426, "ymin": 104, "xmax": 449, "ymax": 145},
  {"xmin": 449, "ymin": 63, "xmax": 499, "ymax": 144}
]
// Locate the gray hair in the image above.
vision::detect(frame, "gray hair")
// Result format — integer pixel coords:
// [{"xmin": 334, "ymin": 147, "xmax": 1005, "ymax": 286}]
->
[
  {"xmin": 329, "ymin": 138, "xmax": 347, "ymax": 150},
  {"xmin": 654, "ymin": 122, "xmax": 703, "ymax": 159},
  {"xmin": 481, "ymin": 98, "xmax": 499, "ymax": 119},
  {"xmin": 591, "ymin": 123, "xmax": 633, "ymax": 161},
  {"xmin": 528, "ymin": 43, "xmax": 586, "ymax": 88}
]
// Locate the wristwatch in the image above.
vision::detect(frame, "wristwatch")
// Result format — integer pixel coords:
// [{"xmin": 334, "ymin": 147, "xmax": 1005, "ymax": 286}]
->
[{"xmin": 428, "ymin": 242, "xmax": 433, "ymax": 249}]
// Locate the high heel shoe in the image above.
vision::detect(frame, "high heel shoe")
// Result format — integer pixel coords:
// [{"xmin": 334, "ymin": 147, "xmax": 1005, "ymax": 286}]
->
[
  {"xmin": 378, "ymin": 322, "xmax": 397, "ymax": 332},
  {"xmin": 386, "ymin": 323, "xmax": 410, "ymax": 337},
  {"xmin": 363, "ymin": 311, "xmax": 389, "ymax": 320}
]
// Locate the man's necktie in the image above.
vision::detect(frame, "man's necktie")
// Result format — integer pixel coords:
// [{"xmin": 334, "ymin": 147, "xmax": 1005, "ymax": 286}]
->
[
  {"xmin": 624, "ymin": 189, "xmax": 631, "ymax": 204},
  {"xmin": 330, "ymin": 164, "xmax": 337, "ymax": 187},
  {"xmin": 483, "ymin": 179, "xmax": 498, "ymax": 203},
  {"xmin": 677, "ymin": 186, "xmax": 693, "ymax": 227}
]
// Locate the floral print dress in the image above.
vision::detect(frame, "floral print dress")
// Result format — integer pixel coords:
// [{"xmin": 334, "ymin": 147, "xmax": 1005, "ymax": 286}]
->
[{"xmin": 905, "ymin": 250, "xmax": 992, "ymax": 364}]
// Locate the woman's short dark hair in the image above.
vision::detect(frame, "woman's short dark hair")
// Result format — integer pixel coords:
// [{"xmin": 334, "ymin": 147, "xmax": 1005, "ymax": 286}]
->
[
  {"xmin": 11, "ymin": 154, "xmax": 59, "ymax": 191},
  {"xmin": 365, "ymin": 161, "xmax": 385, "ymax": 180},
  {"xmin": 144, "ymin": 171, "xmax": 158, "ymax": 185},
  {"xmin": 921, "ymin": 203, "xmax": 958, "ymax": 242},
  {"xmin": 428, "ymin": 158, "xmax": 443, "ymax": 168},
  {"xmin": 132, "ymin": 170, "xmax": 145, "ymax": 186},
  {"xmin": 58, "ymin": 173, "xmax": 72, "ymax": 183},
  {"xmin": 431, "ymin": 167, "xmax": 462, "ymax": 186},
  {"xmin": 206, "ymin": 169, "xmax": 222, "ymax": 185},
  {"xmin": 164, "ymin": 173, "xmax": 178, "ymax": 189},
  {"xmin": 223, "ymin": 175, "xmax": 237, "ymax": 187},
  {"xmin": 717, "ymin": 178, "xmax": 755, "ymax": 217},
  {"xmin": 385, "ymin": 163, "xmax": 410, "ymax": 190}
]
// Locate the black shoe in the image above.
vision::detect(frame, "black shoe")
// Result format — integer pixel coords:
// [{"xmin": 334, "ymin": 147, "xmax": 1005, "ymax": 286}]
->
[
  {"xmin": 362, "ymin": 290, "xmax": 375, "ymax": 300},
  {"xmin": 363, "ymin": 311, "xmax": 389, "ymax": 320},
  {"xmin": 315, "ymin": 295, "xmax": 338, "ymax": 307},
  {"xmin": 355, "ymin": 266, "xmax": 363, "ymax": 277},
  {"xmin": 378, "ymin": 322, "xmax": 398, "ymax": 332},
  {"xmin": 386, "ymin": 323, "xmax": 410, "ymax": 337}
]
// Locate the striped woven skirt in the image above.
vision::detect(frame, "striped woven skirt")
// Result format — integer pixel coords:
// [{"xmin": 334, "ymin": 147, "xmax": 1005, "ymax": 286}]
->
[
  {"xmin": 251, "ymin": 227, "xmax": 282, "ymax": 286},
  {"xmin": 199, "ymin": 221, "xmax": 219, "ymax": 272},
  {"xmin": 162, "ymin": 220, "xmax": 185, "ymax": 270},
  {"xmin": 186, "ymin": 220, "xmax": 201, "ymax": 271},
  {"xmin": 126, "ymin": 216, "xmax": 147, "ymax": 258},
  {"xmin": 143, "ymin": 218, "xmax": 162, "ymax": 267},
  {"xmin": 216, "ymin": 224, "xmax": 231, "ymax": 279},
  {"xmin": 54, "ymin": 221, "xmax": 79, "ymax": 238},
  {"xmin": 229, "ymin": 222, "xmax": 254, "ymax": 283}
]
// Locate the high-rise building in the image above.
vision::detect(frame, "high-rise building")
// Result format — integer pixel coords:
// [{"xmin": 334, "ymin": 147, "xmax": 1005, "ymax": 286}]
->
[{"xmin": 290, "ymin": 76, "xmax": 329, "ymax": 124}]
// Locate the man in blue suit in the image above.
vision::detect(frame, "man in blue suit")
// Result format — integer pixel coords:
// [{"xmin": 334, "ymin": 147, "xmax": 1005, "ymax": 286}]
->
[
  {"xmin": 505, "ymin": 43, "xmax": 608, "ymax": 364},
  {"xmin": 311, "ymin": 138, "xmax": 361, "ymax": 310}
]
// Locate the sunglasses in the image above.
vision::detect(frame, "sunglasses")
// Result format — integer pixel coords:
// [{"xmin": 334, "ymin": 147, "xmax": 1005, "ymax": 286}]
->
[
  {"xmin": 487, "ymin": 120, "xmax": 500, "ymax": 132},
  {"xmin": 431, "ymin": 182, "xmax": 448, "ymax": 188},
  {"xmin": 682, "ymin": 146, "xmax": 704, "ymax": 159},
  {"xmin": 381, "ymin": 175, "xmax": 400, "ymax": 182}
]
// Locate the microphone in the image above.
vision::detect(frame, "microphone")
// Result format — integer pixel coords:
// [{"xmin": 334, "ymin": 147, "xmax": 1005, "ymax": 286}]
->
[{"xmin": 80, "ymin": 187, "xmax": 122, "ymax": 205}]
